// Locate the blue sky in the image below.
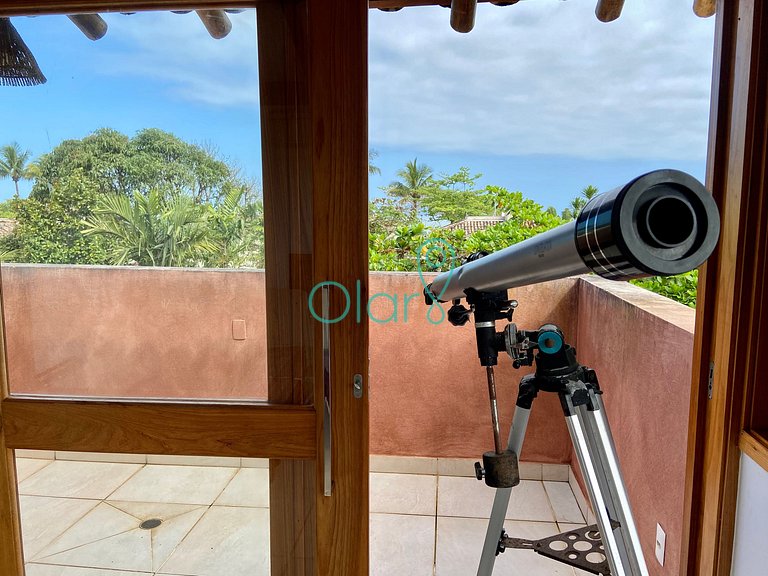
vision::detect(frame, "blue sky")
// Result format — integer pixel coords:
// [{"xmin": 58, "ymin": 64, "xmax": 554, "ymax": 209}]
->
[{"xmin": 1, "ymin": 3, "xmax": 715, "ymax": 211}]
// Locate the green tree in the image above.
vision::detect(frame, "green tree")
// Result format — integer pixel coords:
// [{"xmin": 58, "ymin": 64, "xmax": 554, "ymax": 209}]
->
[
  {"xmin": 384, "ymin": 158, "xmax": 434, "ymax": 220},
  {"xmin": 582, "ymin": 185, "xmax": 599, "ymax": 200},
  {"xmin": 465, "ymin": 187, "xmax": 565, "ymax": 253},
  {"xmin": 368, "ymin": 150, "xmax": 381, "ymax": 176},
  {"xmin": 632, "ymin": 270, "xmax": 699, "ymax": 307},
  {"xmin": 32, "ymin": 128, "xmax": 241, "ymax": 203},
  {"xmin": 0, "ymin": 199, "xmax": 16, "ymax": 218},
  {"xmin": 0, "ymin": 142, "xmax": 37, "ymax": 198},
  {"xmin": 0, "ymin": 170, "xmax": 111, "ymax": 264},
  {"xmin": 421, "ymin": 167, "xmax": 491, "ymax": 223},
  {"xmin": 206, "ymin": 186, "xmax": 265, "ymax": 268},
  {"xmin": 369, "ymin": 197, "xmax": 418, "ymax": 236},
  {"xmin": 82, "ymin": 190, "xmax": 217, "ymax": 267}
]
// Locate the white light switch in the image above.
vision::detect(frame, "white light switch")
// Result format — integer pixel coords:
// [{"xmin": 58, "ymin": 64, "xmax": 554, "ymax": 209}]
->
[{"xmin": 655, "ymin": 523, "xmax": 666, "ymax": 566}]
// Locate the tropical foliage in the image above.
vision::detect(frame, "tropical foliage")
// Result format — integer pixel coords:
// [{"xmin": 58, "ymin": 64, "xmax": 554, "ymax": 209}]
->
[
  {"xmin": 0, "ymin": 134, "xmax": 699, "ymax": 306},
  {"xmin": 0, "ymin": 129, "xmax": 263, "ymax": 268},
  {"xmin": 0, "ymin": 142, "xmax": 37, "ymax": 198}
]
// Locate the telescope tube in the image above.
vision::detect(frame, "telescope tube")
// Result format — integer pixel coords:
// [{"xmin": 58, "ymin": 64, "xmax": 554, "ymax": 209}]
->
[{"xmin": 426, "ymin": 169, "xmax": 720, "ymax": 303}]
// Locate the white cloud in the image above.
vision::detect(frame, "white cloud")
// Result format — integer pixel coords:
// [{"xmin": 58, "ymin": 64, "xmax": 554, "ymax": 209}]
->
[
  {"xmin": 96, "ymin": 10, "xmax": 259, "ymax": 107},
  {"xmin": 89, "ymin": 3, "xmax": 715, "ymax": 162},
  {"xmin": 369, "ymin": 1, "xmax": 715, "ymax": 160}
]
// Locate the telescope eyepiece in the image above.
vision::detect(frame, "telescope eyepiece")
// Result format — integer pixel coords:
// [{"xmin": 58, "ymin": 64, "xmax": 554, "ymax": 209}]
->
[{"xmin": 639, "ymin": 194, "xmax": 696, "ymax": 249}]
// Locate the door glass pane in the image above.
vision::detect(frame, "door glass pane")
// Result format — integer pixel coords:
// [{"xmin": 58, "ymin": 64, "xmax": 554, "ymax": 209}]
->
[{"xmin": 0, "ymin": 10, "xmax": 270, "ymax": 401}]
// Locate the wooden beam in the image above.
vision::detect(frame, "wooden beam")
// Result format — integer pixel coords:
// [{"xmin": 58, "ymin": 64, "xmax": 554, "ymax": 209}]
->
[
  {"xmin": 67, "ymin": 13, "xmax": 108, "ymax": 39},
  {"xmin": 450, "ymin": 0, "xmax": 477, "ymax": 33},
  {"xmin": 196, "ymin": 9, "xmax": 231, "ymax": 39},
  {"xmin": 739, "ymin": 431, "xmax": 768, "ymax": 474},
  {"xmin": 2, "ymin": 397, "xmax": 316, "ymax": 459},
  {"xmin": 595, "ymin": 0, "xmax": 625, "ymax": 22},
  {"xmin": 258, "ymin": 0, "xmax": 317, "ymax": 573},
  {"xmin": 0, "ymin": 300, "xmax": 24, "ymax": 575},
  {"xmin": 0, "ymin": 1, "xmax": 257, "ymax": 17},
  {"xmin": 694, "ymin": 0, "xmax": 717, "ymax": 18},
  {"xmin": 306, "ymin": 0, "xmax": 369, "ymax": 573}
]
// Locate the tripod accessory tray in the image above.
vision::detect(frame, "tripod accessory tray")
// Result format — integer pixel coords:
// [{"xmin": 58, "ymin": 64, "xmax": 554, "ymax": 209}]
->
[{"xmin": 498, "ymin": 524, "xmax": 611, "ymax": 575}]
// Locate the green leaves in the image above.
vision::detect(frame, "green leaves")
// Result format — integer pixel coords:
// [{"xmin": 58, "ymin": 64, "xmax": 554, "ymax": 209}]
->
[{"xmin": 631, "ymin": 270, "xmax": 699, "ymax": 307}]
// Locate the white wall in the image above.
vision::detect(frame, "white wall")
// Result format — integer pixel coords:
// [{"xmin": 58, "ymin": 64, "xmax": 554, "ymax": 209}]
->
[{"xmin": 731, "ymin": 452, "xmax": 768, "ymax": 575}]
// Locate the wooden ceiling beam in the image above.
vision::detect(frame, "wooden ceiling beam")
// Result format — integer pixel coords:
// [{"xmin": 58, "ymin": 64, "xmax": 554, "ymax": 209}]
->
[
  {"xmin": 595, "ymin": 0, "xmax": 624, "ymax": 23},
  {"xmin": 195, "ymin": 9, "xmax": 231, "ymax": 39},
  {"xmin": 67, "ymin": 13, "xmax": 108, "ymax": 39},
  {"xmin": 693, "ymin": 0, "xmax": 716, "ymax": 18},
  {"xmin": 0, "ymin": 2, "xmax": 255, "ymax": 17}
]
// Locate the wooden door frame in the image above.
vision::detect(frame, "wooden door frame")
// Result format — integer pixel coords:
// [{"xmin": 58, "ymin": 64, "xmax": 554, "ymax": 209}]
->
[
  {"xmin": 0, "ymin": 2, "xmax": 369, "ymax": 575},
  {"xmin": 683, "ymin": 0, "xmax": 768, "ymax": 574}
]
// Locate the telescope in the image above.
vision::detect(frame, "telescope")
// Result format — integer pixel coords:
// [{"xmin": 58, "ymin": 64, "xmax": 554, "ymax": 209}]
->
[
  {"xmin": 422, "ymin": 169, "xmax": 720, "ymax": 576},
  {"xmin": 425, "ymin": 169, "xmax": 720, "ymax": 303}
]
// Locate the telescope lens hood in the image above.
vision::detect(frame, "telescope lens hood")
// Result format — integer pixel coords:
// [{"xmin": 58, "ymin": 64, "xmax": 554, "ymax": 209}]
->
[{"xmin": 574, "ymin": 169, "xmax": 720, "ymax": 280}]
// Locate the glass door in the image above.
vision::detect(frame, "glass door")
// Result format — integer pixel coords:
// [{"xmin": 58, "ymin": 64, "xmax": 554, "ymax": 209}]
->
[{"xmin": 0, "ymin": 2, "xmax": 368, "ymax": 575}]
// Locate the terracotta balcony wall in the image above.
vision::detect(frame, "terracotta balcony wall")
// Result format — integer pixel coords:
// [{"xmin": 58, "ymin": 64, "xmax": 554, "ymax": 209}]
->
[{"xmin": 0, "ymin": 265, "xmax": 694, "ymax": 576}]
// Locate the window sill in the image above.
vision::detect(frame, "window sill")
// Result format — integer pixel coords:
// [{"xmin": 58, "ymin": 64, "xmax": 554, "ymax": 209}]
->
[{"xmin": 739, "ymin": 430, "xmax": 768, "ymax": 474}]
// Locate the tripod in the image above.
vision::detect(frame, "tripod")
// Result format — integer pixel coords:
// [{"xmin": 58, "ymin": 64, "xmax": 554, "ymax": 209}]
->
[{"xmin": 447, "ymin": 289, "xmax": 649, "ymax": 576}]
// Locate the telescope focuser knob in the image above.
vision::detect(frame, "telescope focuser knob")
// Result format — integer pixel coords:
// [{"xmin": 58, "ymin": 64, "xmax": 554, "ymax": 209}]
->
[
  {"xmin": 448, "ymin": 301, "xmax": 472, "ymax": 326},
  {"xmin": 474, "ymin": 461, "xmax": 485, "ymax": 481}
]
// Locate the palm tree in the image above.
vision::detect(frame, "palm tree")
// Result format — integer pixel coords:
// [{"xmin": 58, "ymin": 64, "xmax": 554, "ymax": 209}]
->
[
  {"xmin": 83, "ymin": 190, "xmax": 217, "ymax": 267},
  {"xmin": 368, "ymin": 150, "xmax": 381, "ymax": 175},
  {"xmin": 582, "ymin": 185, "xmax": 599, "ymax": 200},
  {"xmin": 569, "ymin": 196, "xmax": 587, "ymax": 217},
  {"xmin": 386, "ymin": 158, "xmax": 433, "ymax": 219},
  {"xmin": 0, "ymin": 143, "xmax": 36, "ymax": 198}
]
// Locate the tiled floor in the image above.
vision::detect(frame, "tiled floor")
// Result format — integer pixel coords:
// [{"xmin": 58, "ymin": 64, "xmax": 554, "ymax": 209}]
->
[{"xmin": 15, "ymin": 457, "xmax": 591, "ymax": 575}]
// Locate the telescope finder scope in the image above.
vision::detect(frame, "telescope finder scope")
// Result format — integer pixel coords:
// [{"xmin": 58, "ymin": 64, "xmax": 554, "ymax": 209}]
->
[{"xmin": 426, "ymin": 169, "xmax": 720, "ymax": 303}]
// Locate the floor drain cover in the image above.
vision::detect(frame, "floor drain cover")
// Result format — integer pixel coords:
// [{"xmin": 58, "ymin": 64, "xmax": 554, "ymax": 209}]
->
[{"xmin": 139, "ymin": 518, "xmax": 162, "ymax": 530}]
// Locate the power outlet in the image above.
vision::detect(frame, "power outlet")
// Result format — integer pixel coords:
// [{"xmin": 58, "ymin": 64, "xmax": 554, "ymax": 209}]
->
[{"xmin": 655, "ymin": 523, "xmax": 666, "ymax": 566}]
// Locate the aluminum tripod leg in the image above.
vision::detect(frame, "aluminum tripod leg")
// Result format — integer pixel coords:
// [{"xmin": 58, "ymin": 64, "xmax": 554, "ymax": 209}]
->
[
  {"xmin": 564, "ymin": 387, "xmax": 649, "ymax": 576},
  {"xmin": 476, "ymin": 404, "xmax": 531, "ymax": 576}
]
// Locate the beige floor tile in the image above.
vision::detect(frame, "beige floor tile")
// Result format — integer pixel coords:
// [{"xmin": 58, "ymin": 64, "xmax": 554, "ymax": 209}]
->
[
  {"xmin": 34, "ymin": 503, "xmax": 139, "ymax": 560},
  {"xmin": 106, "ymin": 501, "xmax": 204, "ymax": 522},
  {"xmin": 370, "ymin": 472, "xmax": 437, "ymax": 516},
  {"xmin": 241, "ymin": 458, "xmax": 269, "ymax": 468},
  {"xmin": 214, "ymin": 468, "xmax": 270, "ymax": 508},
  {"xmin": 146, "ymin": 455, "xmax": 240, "ymax": 467},
  {"xmin": 151, "ymin": 507, "xmax": 208, "ymax": 571},
  {"xmin": 558, "ymin": 522, "xmax": 588, "ymax": 533},
  {"xmin": 437, "ymin": 477, "xmax": 555, "ymax": 522},
  {"xmin": 24, "ymin": 565, "xmax": 152, "ymax": 576},
  {"xmin": 15, "ymin": 450, "xmax": 55, "ymax": 460},
  {"xmin": 371, "ymin": 455, "xmax": 438, "ymax": 475},
  {"xmin": 437, "ymin": 460, "xmax": 543, "ymax": 481},
  {"xmin": 436, "ymin": 516, "xmax": 575, "ymax": 576},
  {"xmin": 20, "ymin": 496, "xmax": 100, "ymax": 561},
  {"xmin": 35, "ymin": 528, "xmax": 152, "ymax": 572},
  {"xmin": 542, "ymin": 464, "xmax": 570, "ymax": 482},
  {"xmin": 158, "ymin": 506, "xmax": 269, "ymax": 576},
  {"xmin": 19, "ymin": 461, "xmax": 142, "ymax": 500},
  {"xmin": 15, "ymin": 459, "xmax": 53, "ymax": 483},
  {"xmin": 108, "ymin": 465, "xmax": 237, "ymax": 505},
  {"xmin": 370, "ymin": 513, "xmax": 435, "ymax": 576},
  {"xmin": 38, "ymin": 500, "xmax": 206, "ymax": 573},
  {"xmin": 55, "ymin": 452, "xmax": 146, "ymax": 465},
  {"xmin": 544, "ymin": 482, "xmax": 585, "ymax": 524}
]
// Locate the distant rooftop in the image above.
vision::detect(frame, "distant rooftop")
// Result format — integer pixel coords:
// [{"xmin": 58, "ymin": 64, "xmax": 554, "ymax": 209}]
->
[
  {"xmin": 0, "ymin": 218, "xmax": 17, "ymax": 238},
  {"xmin": 443, "ymin": 216, "xmax": 506, "ymax": 235}
]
